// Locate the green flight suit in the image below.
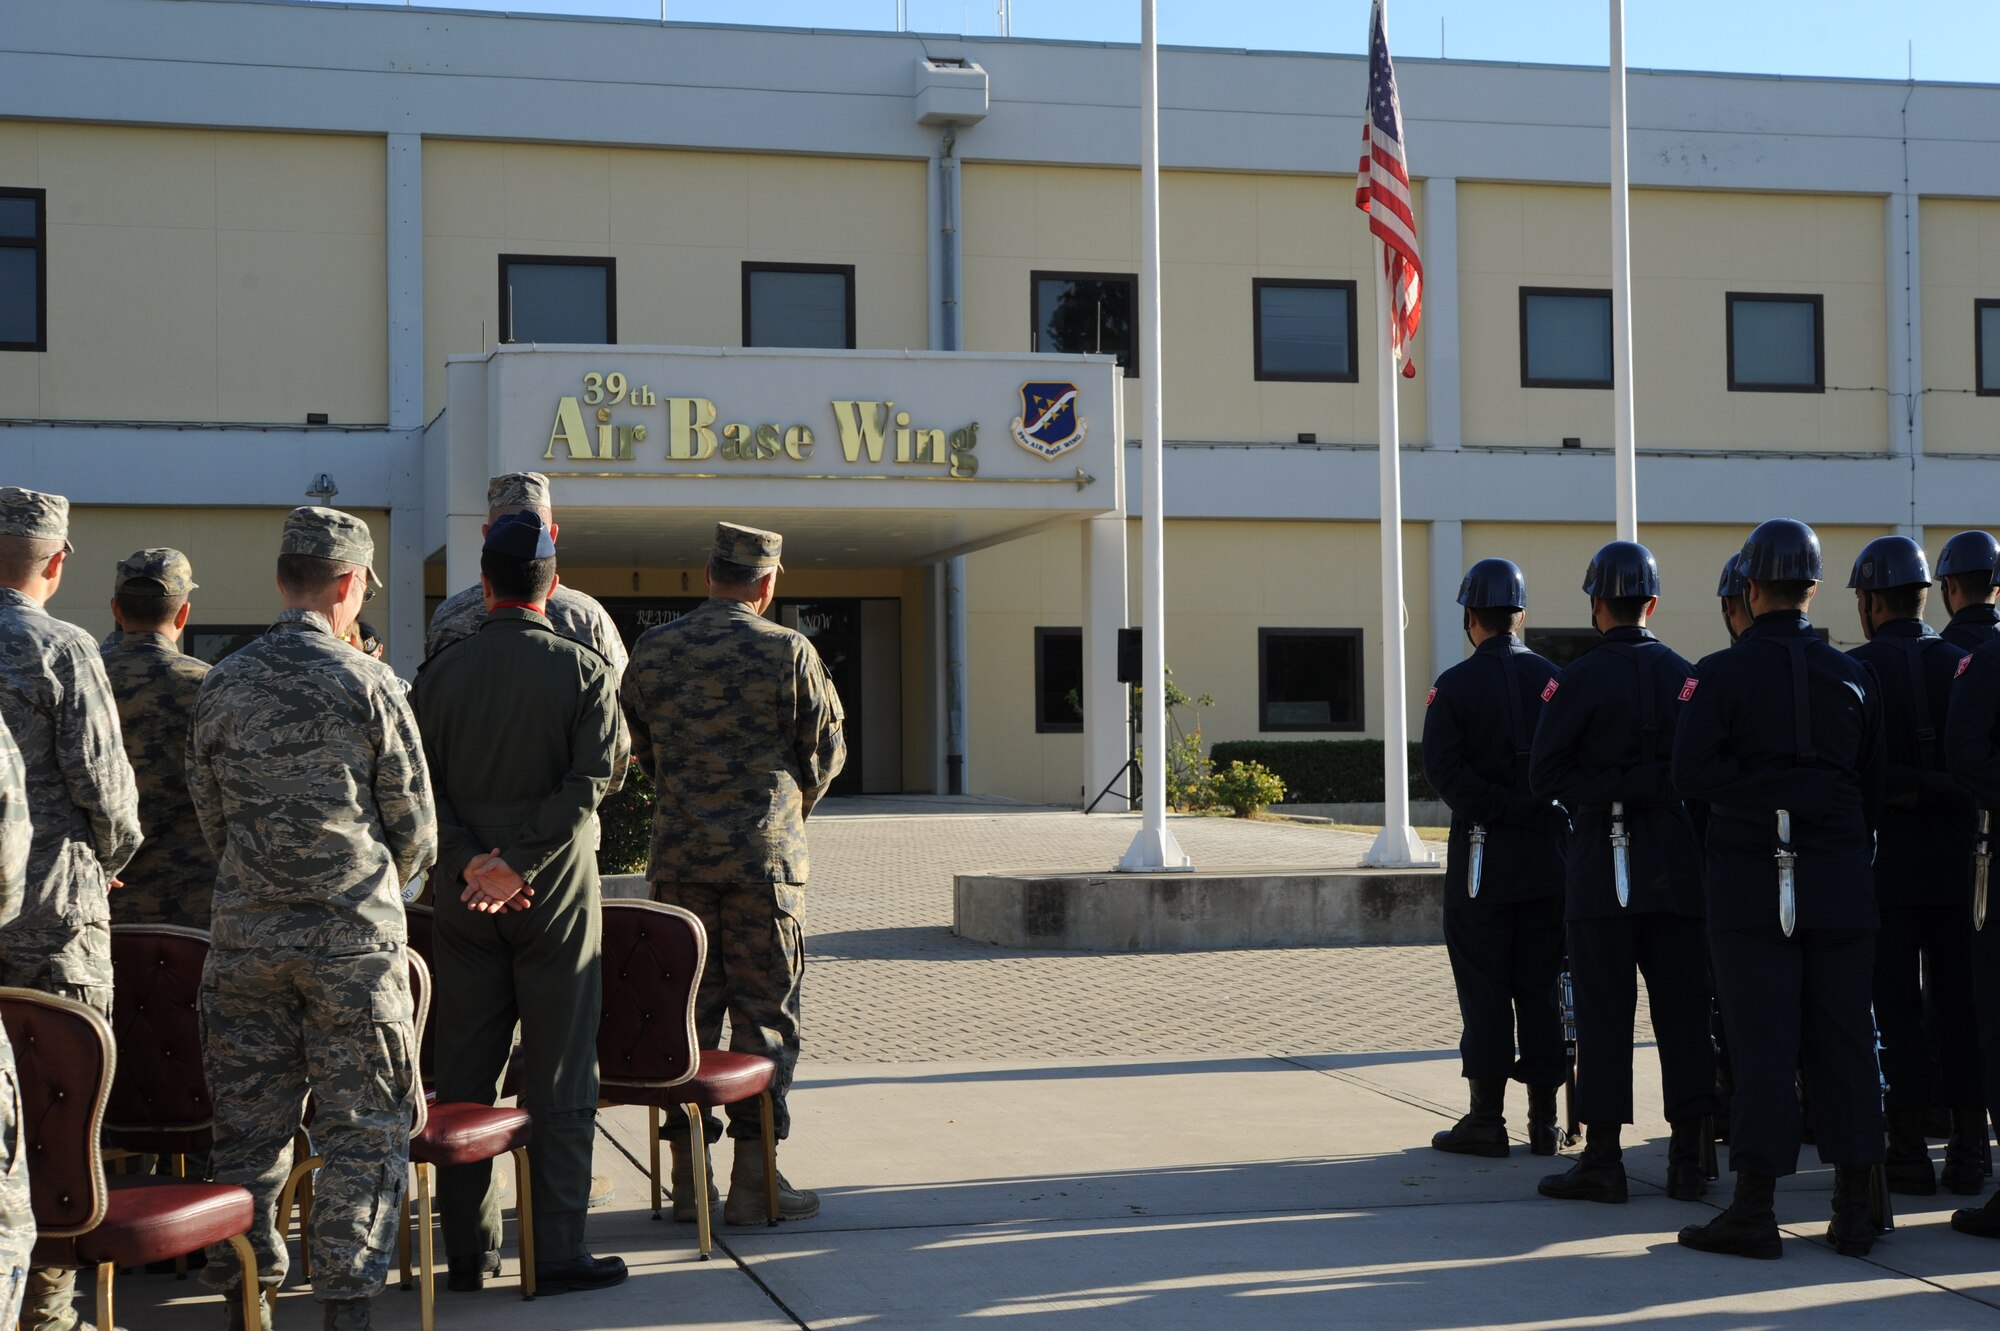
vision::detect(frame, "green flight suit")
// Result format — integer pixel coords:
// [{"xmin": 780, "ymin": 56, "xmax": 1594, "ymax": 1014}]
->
[{"xmin": 409, "ymin": 606, "xmax": 620, "ymax": 1265}]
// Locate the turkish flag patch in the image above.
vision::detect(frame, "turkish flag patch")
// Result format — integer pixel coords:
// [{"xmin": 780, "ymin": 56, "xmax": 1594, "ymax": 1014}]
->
[
  {"xmin": 1425, "ymin": 686, "xmax": 1437, "ymax": 706},
  {"xmin": 1679, "ymin": 677, "xmax": 1699, "ymax": 702},
  {"xmin": 1540, "ymin": 679, "xmax": 1559, "ymax": 701},
  {"xmin": 1959, "ymin": 655, "xmax": 1974, "ymax": 679}
]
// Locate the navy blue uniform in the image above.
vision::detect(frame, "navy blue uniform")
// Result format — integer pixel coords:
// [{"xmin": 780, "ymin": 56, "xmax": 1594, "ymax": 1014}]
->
[
  {"xmin": 1850, "ymin": 619, "xmax": 1980, "ymax": 1114},
  {"xmin": 1945, "ymin": 634, "xmax": 2000, "ymax": 1138},
  {"xmin": 1529, "ymin": 626, "xmax": 1718, "ymax": 1127},
  {"xmin": 1672, "ymin": 609, "xmax": 1887, "ymax": 1178},
  {"xmin": 1423, "ymin": 634, "xmax": 1568, "ymax": 1087},
  {"xmin": 1943, "ymin": 603, "xmax": 2000, "ymax": 651}
]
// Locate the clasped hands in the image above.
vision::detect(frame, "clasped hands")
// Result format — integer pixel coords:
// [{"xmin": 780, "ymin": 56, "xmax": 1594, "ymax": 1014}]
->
[{"xmin": 461, "ymin": 850, "xmax": 534, "ymax": 914}]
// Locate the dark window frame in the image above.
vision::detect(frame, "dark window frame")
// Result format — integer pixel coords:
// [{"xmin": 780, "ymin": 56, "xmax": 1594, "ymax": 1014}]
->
[
  {"xmin": 182, "ymin": 624, "xmax": 269, "ymax": 666},
  {"xmin": 497, "ymin": 253, "xmax": 617, "ymax": 345},
  {"xmin": 1029, "ymin": 269, "xmax": 1140, "ymax": 377},
  {"xmin": 1524, "ymin": 627, "xmax": 1603, "ymax": 672},
  {"xmin": 741, "ymin": 261, "xmax": 857, "ymax": 349},
  {"xmin": 1725, "ymin": 291, "xmax": 1825, "ymax": 394},
  {"xmin": 1978, "ymin": 299, "xmax": 2000, "ymax": 397},
  {"xmin": 1257, "ymin": 627, "xmax": 1365, "ymax": 734},
  {"xmin": 1518, "ymin": 285, "xmax": 1615, "ymax": 389},
  {"xmin": 0, "ymin": 187, "xmax": 47, "ymax": 353},
  {"xmin": 1034, "ymin": 626, "xmax": 1084, "ymax": 734},
  {"xmin": 1252, "ymin": 277, "xmax": 1359, "ymax": 383}
]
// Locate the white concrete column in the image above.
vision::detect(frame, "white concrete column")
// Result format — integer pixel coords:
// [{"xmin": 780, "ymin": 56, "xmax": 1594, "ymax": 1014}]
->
[
  {"xmin": 1420, "ymin": 177, "xmax": 1461, "ymax": 452},
  {"xmin": 385, "ymin": 133, "xmax": 425, "ymax": 675},
  {"xmin": 1428, "ymin": 519, "xmax": 1465, "ymax": 684},
  {"xmin": 1083, "ymin": 513, "xmax": 1130, "ymax": 810}
]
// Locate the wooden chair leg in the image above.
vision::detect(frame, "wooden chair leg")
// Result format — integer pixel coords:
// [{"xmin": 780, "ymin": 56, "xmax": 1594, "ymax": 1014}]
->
[
  {"xmin": 760, "ymin": 1090, "xmax": 779, "ymax": 1227},
  {"xmin": 510, "ymin": 1146, "xmax": 536, "ymax": 1300},
  {"xmin": 227, "ymin": 1235, "xmax": 262, "ymax": 1329},
  {"xmin": 277, "ymin": 1153, "xmax": 323, "ymax": 1284},
  {"xmin": 648, "ymin": 1105, "xmax": 663, "ymax": 1219},
  {"xmin": 171, "ymin": 1151, "xmax": 191, "ymax": 1278},
  {"xmin": 398, "ymin": 1187, "xmax": 414, "ymax": 1290},
  {"xmin": 417, "ymin": 1161, "xmax": 437, "ymax": 1331},
  {"xmin": 687, "ymin": 1104, "xmax": 711, "ymax": 1260},
  {"xmin": 94, "ymin": 1262, "xmax": 113, "ymax": 1331}
]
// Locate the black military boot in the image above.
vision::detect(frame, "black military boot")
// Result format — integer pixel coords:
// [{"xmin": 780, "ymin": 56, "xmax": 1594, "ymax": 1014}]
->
[
  {"xmin": 1525, "ymin": 1083, "xmax": 1560, "ymax": 1156},
  {"xmin": 1666, "ymin": 1118, "xmax": 1709, "ymax": 1200},
  {"xmin": 1884, "ymin": 1110, "xmax": 1938, "ymax": 1195},
  {"xmin": 1951, "ymin": 1187, "xmax": 2000, "ymax": 1238},
  {"xmin": 1431, "ymin": 1078, "xmax": 1509, "ymax": 1158},
  {"xmin": 1537, "ymin": 1123, "xmax": 1627, "ymax": 1203},
  {"xmin": 1828, "ymin": 1163, "xmax": 1882, "ymax": 1257},
  {"xmin": 1941, "ymin": 1108, "xmax": 1990, "ymax": 1197},
  {"xmin": 1678, "ymin": 1170, "xmax": 1782, "ymax": 1259}
]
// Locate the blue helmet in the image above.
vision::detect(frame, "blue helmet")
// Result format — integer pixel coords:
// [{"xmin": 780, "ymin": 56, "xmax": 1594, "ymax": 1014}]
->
[
  {"xmin": 1582, "ymin": 540, "xmax": 1661, "ymax": 599},
  {"xmin": 1847, "ymin": 535, "xmax": 1930, "ymax": 591},
  {"xmin": 1739, "ymin": 518, "xmax": 1823, "ymax": 583},
  {"xmin": 1935, "ymin": 530, "xmax": 2000, "ymax": 579},
  {"xmin": 1716, "ymin": 552, "xmax": 1749, "ymax": 600},
  {"xmin": 1458, "ymin": 558, "xmax": 1527, "ymax": 610}
]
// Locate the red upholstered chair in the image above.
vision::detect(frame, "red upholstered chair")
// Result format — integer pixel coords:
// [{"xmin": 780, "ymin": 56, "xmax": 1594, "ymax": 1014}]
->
[
  {"xmin": 596, "ymin": 900, "xmax": 778, "ymax": 1259},
  {"xmin": 0, "ymin": 986, "xmax": 261, "ymax": 1331},
  {"xmin": 106, "ymin": 925, "xmax": 214, "ymax": 1179}
]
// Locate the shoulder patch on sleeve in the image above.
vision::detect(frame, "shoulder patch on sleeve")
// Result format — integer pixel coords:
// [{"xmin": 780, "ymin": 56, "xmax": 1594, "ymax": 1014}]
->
[
  {"xmin": 1425, "ymin": 686, "xmax": 1437, "ymax": 707},
  {"xmin": 1679, "ymin": 677, "xmax": 1699, "ymax": 702},
  {"xmin": 1540, "ymin": 678, "xmax": 1559, "ymax": 702},
  {"xmin": 1958, "ymin": 654, "xmax": 1974, "ymax": 679}
]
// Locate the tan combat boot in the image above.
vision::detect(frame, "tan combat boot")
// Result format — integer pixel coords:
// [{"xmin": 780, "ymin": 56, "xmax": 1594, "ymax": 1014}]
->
[
  {"xmin": 724, "ymin": 1142, "xmax": 819, "ymax": 1225},
  {"xmin": 670, "ymin": 1139, "xmax": 720, "ymax": 1223}
]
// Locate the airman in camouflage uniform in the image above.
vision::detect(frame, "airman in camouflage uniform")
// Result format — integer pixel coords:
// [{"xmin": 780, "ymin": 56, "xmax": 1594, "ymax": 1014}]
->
[
  {"xmin": 0, "ymin": 488, "xmax": 142, "ymax": 1331},
  {"xmin": 101, "ymin": 548, "xmax": 216, "ymax": 928},
  {"xmin": 0, "ymin": 716, "xmax": 39, "ymax": 1327},
  {"xmin": 621, "ymin": 521, "xmax": 844, "ymax": 1225},
  {"xmin": 188, "ymin": 508, "xmax": 435, "ymax": 1331}
]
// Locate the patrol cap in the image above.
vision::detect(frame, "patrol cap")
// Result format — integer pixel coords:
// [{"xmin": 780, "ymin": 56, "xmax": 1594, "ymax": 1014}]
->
[
  {"xmin": 1581, "ymin": 540, "xmax": 1661, "ymax": 600},
  {"xmin": 1847, "ymin": 535, "xmax": 1930, "ymax": 591},
  {"xmin": 713, "ymin": 521, "xmax": 783, "ymax": 571},
  {"xmin": 1716, "ymin": 552, "xmax": 1749, "ymax": 601},
  {"xmin": 1935, "ymin": 530, "xmax": 2000, "ymax": 579},
  {"xmin": 1457, "ymin": 558, "xmax": 1527, "ymax": 610},
  {"xmin": 487, "ymin": 472, "xmax": 552, "ymax": 513},
  {"xmin": 279, "ymin": 506, "xmax": 378, "ymax": 588},
  {"xmin": 1739, "ymin": 518, "xmax": 1822, "ymax": 583},
  {"xmin": 483, "ymin": 510, "xmax": 555, "ymax": 561},
  {"xmin": 114, "ymin": 548, "xmax": 197, "ymax": 598},
  {"xmin": 0, "ymin": 487, "xmax": 73, "ymax": 553}
]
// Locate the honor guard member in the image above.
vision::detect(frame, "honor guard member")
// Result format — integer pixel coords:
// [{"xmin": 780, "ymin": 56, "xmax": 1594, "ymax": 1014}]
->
[
  {"xmin": 1848, "ymin": 536, "xmax": 1985, "ymax": 1197},
  {"xmin": 188, "ymin": 507, "xmax": 435, "ymax": 1331},
  {"xmin": 1718, "ymin": 552, "xmax": 1753, "ymax": 645},
  {"xmin": 1528, "ymin": 541, "xmax": 1720, "ymax": 1205},
  {"xmin": 1422, "ymin": 558, "xmax": 1569, "ymax": 1159},
  {"xmin": 0, "ymin": 488, "xmax": 141, "ymax": 1331},
  {"xmin": 410, "ymin": 511, "xmax": 627, "ymax": 1295},
  {"xmin": 1674, "ymin": 518, "xmax": 1889, "ymax": 1260},
  {"xmin": 101, "ymin": 548, "xmax": 217, "ymax": 928},
  {"xmin": 621, "ymin": 522, "xmax": 845, "ymax": 1225},
  {"xmin": 1936, "ymin": 530, "xmax": 2000, "ymax": 648},
  {"xmin": 0, "ymin": 718, "xmax": 38, "ymax": 1325}
]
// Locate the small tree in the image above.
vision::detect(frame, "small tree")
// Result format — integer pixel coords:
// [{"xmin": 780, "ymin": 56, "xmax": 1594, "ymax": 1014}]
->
[{"xmin": 1136, "ymin": 667, "xmax": 1216, "ymax": 811}]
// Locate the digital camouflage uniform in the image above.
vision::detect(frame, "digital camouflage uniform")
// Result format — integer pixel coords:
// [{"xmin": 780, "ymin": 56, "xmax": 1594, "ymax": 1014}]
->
[
  {"xmin": 187, "ymin": 508, "xmax": 435, "ymax": 1308},
  {"xmin": 101, "ymin": 548, "xmax": 216, "ymax": 928},
  {"xmin": 0, "ymin": 488, "xmax": 142, "ymax": 1331},
  {"xmin": 620, "ymin": 523, "xmax": 844, "ymax": 1144},
  {"xmin": 0, "ymin": 717, "xmax": 38, "ymax": 1326}
]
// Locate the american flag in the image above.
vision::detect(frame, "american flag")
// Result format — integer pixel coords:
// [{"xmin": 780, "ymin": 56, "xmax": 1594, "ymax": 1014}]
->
[{"xmin": 1355, "ymin": 0, "xmax": 1422, "ymax": 374}]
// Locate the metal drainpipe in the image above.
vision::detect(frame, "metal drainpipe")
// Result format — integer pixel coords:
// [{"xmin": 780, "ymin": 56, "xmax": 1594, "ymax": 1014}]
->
[{"xmin": 940, "ymin": 128, "xmax": 970, "ymax": 796}]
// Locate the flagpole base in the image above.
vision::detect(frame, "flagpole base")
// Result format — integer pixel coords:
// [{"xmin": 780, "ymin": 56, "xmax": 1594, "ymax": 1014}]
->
[
  {"xmin": 1362, "ymin": 824, "xmax": 1437, "ymax": 870},
  {"xmin": 1116, "ymin": 823, "xmax": 1193, "ymax": 873}
]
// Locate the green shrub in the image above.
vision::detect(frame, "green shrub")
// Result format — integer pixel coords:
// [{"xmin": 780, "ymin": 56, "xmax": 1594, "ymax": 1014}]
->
[
  {"xmin": 1205, "ymin": 740, "xmax": 1435, "ymax": 804},
  {"xmin": 1210, "ymin": 759, "xmax": 1287, "ymax": 817},
  {"xmin": 597, "ymin": 766, "xmax": 655, "ymax": 875}
]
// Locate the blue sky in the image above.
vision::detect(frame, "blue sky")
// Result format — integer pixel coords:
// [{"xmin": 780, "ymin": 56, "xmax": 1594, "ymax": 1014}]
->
[{"xmin": 347, "ymin": 1, "xmax": 2000, "ymax": 84}]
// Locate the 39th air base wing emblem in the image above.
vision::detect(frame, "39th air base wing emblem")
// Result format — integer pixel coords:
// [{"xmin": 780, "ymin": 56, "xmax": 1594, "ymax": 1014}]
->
[{"xmin": 1010, "ymin": 381, "xmax": 1088, "ymax": 460}]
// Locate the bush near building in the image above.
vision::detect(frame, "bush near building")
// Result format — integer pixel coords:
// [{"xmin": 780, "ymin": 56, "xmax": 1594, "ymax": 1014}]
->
[
  {"xmin": 1209, "ymin": 760, "xmax": 1287, "ymax": 817},
  {"xmin": 598, "ymin": 767, "xmax": 654, "ymax": 876},
  {"xmin": 1207, "ymin": 740, "xmax": 1437, "ymax": 805}
]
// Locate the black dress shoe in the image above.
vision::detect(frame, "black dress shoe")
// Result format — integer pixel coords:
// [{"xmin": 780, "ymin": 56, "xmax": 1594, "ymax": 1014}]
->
[
  {"xmin": 535, "ymin": 1253, "xmax": 628, "ymax": 1295},
  {"xmin": 448, "ymin": 1249, "xmax": 501, "ymax": 1292}
]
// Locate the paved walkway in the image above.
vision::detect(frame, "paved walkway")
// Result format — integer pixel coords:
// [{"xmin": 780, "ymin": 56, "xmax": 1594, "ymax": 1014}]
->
[{"xmin": 135, "ymin": 807, "xmax": 2000, "ymax": 1329}]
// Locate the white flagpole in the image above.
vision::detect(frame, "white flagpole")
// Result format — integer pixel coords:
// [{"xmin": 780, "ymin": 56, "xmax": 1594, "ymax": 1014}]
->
[
  {"xmin": 1119, "ymin": 0, "xmax": 1190, "ymax": 873},
  {"xmin": 1363, "ymin": 253, "xmax": 1432, "ymax": 869},
  {"xmin": 1609, "ymin": 0, "xmax": 1638, "ymax": 540}
]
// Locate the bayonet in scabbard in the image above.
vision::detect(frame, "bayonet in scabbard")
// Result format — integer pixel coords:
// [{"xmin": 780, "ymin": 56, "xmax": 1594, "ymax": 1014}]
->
[
  {"xmin": 1977, "ymin": 810, "xmax": 1992, "ymax": 932},
  {"xmin": 1775, "ymin": 809, "xmax": 1797, "ymax": 938},
  {"xmin": 1610, "ymin": 800, "xmax": 1632, "ymax": 909},
  {"xmin": 1559, "ymin": 968, "xmax": 1580, "ymax": 1143},
  {"xmin": 1467, "ymin": 823, "xmax": 1487, "ymax": 899}
]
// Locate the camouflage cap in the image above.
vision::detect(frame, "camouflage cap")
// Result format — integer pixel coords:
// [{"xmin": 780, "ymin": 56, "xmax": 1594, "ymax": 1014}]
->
[
  {"xmin": 714, "ymin": 521, "xmax": 782, "ymax": 571},
  {"xmin": 280, "ymin": 506, "xmax": 378, "ymax": 586},
  {"xmin": 114, "ymin": 548, "xmax": 198, "ymax": 598},
  {"xmin": 0, "ymin": 487, "xmax": 73, "ymax": 553},
  {"xmin": 487, "ymin": 471, "xmax": 553, "ymax": 513}
]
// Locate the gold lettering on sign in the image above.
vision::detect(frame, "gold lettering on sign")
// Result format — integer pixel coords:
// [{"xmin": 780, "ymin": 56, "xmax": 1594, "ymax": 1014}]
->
[
  {"xmin": 831, "ymin": 400, "xmax": 892, "ymax": 463},
  {"xmin": 949, "ymin": 422, "xmax": 979, "ymax": 478},
  {"xmin": 666, "ymin": 398, "xmax": 719, "ymax": 460},
  {"xmin": 543, "ymin": 396, "xmax": 594, "ymax": 461},
  {"xmin": 784, "ymin": 425, "xmax": 814, "ymax": 461}
]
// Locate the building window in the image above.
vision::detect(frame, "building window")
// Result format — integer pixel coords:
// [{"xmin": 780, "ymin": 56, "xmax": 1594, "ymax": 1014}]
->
[
  {"xmin": 743, "ymin": 263, "xmax": 855, "ymax": 349},
  {"xmin": 1520, "ymin": 287, "xmax": 1613, "ymax": 389},
  {"xmin": 1726, "ymin": 292, "xmax": 1824, "ymax": 392},
  {"xmin": 1524, "ymin": 628, "xmax": 1600, "ymax": 670},
  {"xmin": 498, "ymin": 255, "xmax": 616, "ymax": 344},
  {"xmin": 1031, "ymin": 271, "xmax": 1138, "ymax": 375},
  {"xmin": 183, "ymin": 625, "xmax": 267, "ymax": 665},
  {"xmin": 1035, "ymin": 628, "xmax": 1084, "ymax": 733},
  {"xmin": 1253, "ymin": 279, "xmax": 1357, "ymax": 382},
  {"xmin": 1258, "ymin": 629, "xmax": 1363, "ymax": 732},
  {"xmin": 1978, "ymin": 300, "xmax": 2000, "ymax": 396},
  {"xmin": 0, "ymin": 188, "xmax": 46, "ymax": 352}
]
